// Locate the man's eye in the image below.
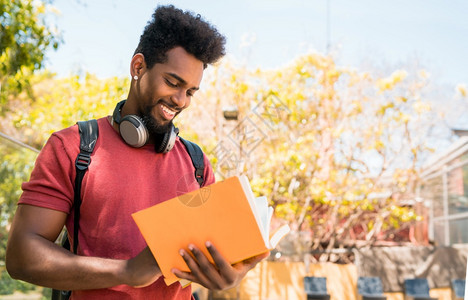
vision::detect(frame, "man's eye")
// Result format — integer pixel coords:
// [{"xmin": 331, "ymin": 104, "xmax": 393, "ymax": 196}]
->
[{"xmin": 165, "ymin": 79, "xmax": 177, "ymax": 87}]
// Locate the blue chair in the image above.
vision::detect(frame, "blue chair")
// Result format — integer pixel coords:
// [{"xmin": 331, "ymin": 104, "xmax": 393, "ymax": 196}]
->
[
  {"xmin": 403, "ymin": 278, "xmax": 438, "ymax": 300},
  {"xmin": 357, "ymin": 277, "xmax": 387, "ymax": 300},
  {"xmin": 303, "ymin": 276, "xmax": 330, "ymax": 300},
  {"xmin": 451, "ymin": 279, "xmax": 465, "ymax": 299}
]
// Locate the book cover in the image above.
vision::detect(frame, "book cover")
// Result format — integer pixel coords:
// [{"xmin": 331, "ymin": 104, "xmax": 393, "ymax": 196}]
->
[{"xmin": 132, "ymin": 175, "xmax": 289, "ymax": 285}]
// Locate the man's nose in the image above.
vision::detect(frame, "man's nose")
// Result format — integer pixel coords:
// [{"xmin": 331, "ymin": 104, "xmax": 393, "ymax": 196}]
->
[{"xmin": 171, "ymin": 89, "xmax": 188, "ymax": 108}]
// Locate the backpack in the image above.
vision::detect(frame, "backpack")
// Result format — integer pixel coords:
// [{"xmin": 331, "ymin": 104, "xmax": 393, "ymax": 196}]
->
[{"xmin": 51, "ymin": 119, "xmax": 205, "ymax": 300}]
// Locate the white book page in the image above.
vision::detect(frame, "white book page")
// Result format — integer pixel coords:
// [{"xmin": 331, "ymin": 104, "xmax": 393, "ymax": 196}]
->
[
  {"xmin": 238, "ymin": 175, "xmax": 291, "ymax": 249},
  {"xmin": 254, "ymin": 196, "xmax": 290, "ymax": 248},
  {"xmin": 269, "ymin": 224, "xmax": 291, "ymax": 249},
  {"xmin": 254, "ymin": 196, "xmax": 270, "ymax": 240},
  {"xmin": 238, "ymin": 175, "xmax": 268, "ymax": 246}
]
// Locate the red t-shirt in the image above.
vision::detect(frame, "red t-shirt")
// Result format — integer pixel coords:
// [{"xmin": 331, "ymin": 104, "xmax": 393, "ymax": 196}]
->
[{"xmin": 19, "ymin": 117, "xmax": 215, "ymax": 299}]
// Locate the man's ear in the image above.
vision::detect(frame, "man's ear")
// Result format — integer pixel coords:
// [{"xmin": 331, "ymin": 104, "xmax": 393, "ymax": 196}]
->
[{"xmin": 130, "ymin": 53, "xmax": 146, "ymax": 79}]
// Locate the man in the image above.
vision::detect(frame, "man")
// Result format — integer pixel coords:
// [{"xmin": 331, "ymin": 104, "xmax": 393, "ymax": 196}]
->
[{"xmin": 6, "ymin": 5, "xmax": 268, "ymax": 299}]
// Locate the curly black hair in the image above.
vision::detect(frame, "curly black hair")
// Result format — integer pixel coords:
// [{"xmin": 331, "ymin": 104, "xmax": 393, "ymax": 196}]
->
[{"xmin": 134, "ymin": 5, "xmax": 226, "ymax": 69}]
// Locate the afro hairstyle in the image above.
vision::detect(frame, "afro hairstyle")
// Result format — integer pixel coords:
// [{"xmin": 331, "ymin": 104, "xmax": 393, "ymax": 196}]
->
[{"xmin": 134, "ymin": 5, "xmax": 226, "ymax": 69}]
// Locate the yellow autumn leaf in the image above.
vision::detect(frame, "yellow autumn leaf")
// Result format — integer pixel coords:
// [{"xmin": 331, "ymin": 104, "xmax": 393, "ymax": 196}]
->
[
  {"xmin": 418, "ymin": 69, "xmax": 430, "ymax": 79},
  {"xmin": 376, "ymin": 78, "xmax": 392, "ymax": 91},
  {"xmin": 391, "ymin": 70, "xmax": 408, "ymax": 84},
  {"xmin": 376, "ymin": 70, "xmax": 408, "ymax": 92},
  {"xmin": 456, "ymin": 83, "xmax": 467, "ymax": 97},
  {"xmin": 413, "ymin": 101, "xmax": 432, "ymax": 114}
]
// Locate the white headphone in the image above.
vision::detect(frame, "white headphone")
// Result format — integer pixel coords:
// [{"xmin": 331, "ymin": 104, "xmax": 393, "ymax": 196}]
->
[{"xmin": 112, "ymin": 100, "xmax": 179, "ymax": 153}]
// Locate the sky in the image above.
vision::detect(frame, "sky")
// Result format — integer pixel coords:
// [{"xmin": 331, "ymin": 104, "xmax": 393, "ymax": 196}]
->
[{"xmin": 44, "ymin": 0, "xmax": 468, "ymax": 88}]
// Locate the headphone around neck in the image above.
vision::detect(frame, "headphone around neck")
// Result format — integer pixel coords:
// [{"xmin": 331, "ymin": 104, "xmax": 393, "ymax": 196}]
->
[{"xmin": 112, "ymin": 100, "xmax": 179, "ymax": 153}]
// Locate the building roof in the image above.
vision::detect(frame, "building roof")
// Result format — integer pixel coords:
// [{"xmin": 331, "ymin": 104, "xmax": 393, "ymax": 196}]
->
[{"xmin": 421, "ymin": 136, "xmax": 468, "ymax": 179}]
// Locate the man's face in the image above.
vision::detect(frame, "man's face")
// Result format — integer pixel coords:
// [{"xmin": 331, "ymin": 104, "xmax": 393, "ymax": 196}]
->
[{"xmin": 135, "ymin": 47, "xmax": 204, "ymax": 135}]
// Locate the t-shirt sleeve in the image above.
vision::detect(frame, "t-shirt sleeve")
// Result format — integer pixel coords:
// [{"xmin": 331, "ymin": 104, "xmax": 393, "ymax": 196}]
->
[
  {"xmin": 202, "ymin": 153, "xmax": 216, "ymax": 186},
  {"xmin": 19, "ymin": 133, "xmax": 76, "ymax": 213}
]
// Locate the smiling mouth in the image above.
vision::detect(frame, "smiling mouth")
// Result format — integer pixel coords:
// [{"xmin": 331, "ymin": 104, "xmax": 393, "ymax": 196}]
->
[{"xmin": 160, "ymin": 103, "xmax": 178, "ymax": 120}]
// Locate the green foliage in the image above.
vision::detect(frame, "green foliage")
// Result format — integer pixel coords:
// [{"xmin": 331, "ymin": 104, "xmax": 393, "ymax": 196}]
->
[
  {"xmin": 191, "ymin": 54, "xmax": 442, "ymax": 257},
  {"xmin": 0, "ymin": 72, "xmax": 128, "ymax": 295},
  {"xmin": 0, "ymin": 140, "xmax": 37, "ymax": 266},
  {"xmin": 0, "ymin": 1, "xmax": 60, "ymax": 294},
  {"xmin": 0, "ymin": 0, "xmax": 61, "ymax": 108},
  {"xmin": 0, "ymin": 142, "xmax": 37, "ymax": 219},
  {"xmin": 0, "ymin": 269, "xmax": 15, "ymax": 295},
  {"xmin": 249, "ymin": 55, "xmax": 434, "ymax": 251},
  {"xmin": 4, "ymin": 72, "xmax": 129, "ymax": 148},
  {"xmin": 42, "ymin": 287, "xmax": 52, "ymax": 299},
  {"xmin": 0, "ymin": 72, "xmax": 127, "ymax": 238},
  {"xmin": 0, "ymin": 268, "xmax": 37, "ymax": 295},
  {"xmin": 0, "ymin": 52, "xmax": 447, "ymax": 267}
]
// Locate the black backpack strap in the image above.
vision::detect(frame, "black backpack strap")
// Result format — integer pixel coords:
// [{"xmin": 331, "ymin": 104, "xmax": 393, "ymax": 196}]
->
[
  {"xmin": 73, "ymin": 119, "xmax": 99, "ymax": 254},
  {"xmin": 179, "ymin": 137, "xmax": 205, "ymax": 187}
]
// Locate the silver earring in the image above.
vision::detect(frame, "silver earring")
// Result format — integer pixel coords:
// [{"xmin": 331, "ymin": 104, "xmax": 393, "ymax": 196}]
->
[{"xmin": 133, "ymin": 75, "xmax": 138, "ymax": 80}]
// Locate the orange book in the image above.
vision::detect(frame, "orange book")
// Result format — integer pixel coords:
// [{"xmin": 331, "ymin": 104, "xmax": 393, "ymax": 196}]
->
[{"xmin": 132, "ymin": 175, "xmax": 290, "ymax": 286}]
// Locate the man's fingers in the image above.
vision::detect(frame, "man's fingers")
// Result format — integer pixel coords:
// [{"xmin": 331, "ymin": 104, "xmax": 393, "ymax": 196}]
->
[
  {"xmin": 232, "ymin": 251, "xmax": 270, "ymax": 274},
  {"xmin": 203, "ymin": 242, "xmax": 239, "ymax": 287},
  {"xmin": 188, "ymin": 244, "xmax": 225, "ymax": 287},
  {"xmin": 175, "ymin": 248, "xmax": 211, "ymax": 287},
  {"xmin": 171, "ymin": 268, "xmax": 195, "ymax": 283},
  {"xmin": 204, "ymin": 241, "xmax": 231, "ymax": 271},
  {"xmin": 173, "ymin": 243, "xmax": 269, "ymax": 291}
]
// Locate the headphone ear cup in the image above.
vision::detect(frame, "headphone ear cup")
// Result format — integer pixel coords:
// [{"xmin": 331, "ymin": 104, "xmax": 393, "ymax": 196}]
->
[
  {"xmin": 155, "ymin": 125, "xmax": 178, "ymax": 153},
  {"xmin": 112, "ymin": 100, "xmax": 126, "ymax": 124},
  {"xmin": 119, "ymin": 115, "xmax": 149, "ymax": 148}
]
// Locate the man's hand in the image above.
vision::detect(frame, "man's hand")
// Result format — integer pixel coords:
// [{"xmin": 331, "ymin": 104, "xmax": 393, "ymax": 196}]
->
[{"xmin": 171, "ymin": 242, "xmax": 269, "ymax": 291}]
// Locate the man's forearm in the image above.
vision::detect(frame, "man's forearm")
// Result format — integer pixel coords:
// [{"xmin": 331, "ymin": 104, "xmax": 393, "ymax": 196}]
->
[
  {"xmin": 7, "ymin": 233, "xmax": 129, "ymax": 290},
  {"xmin": 6, "ymin": 234, "xmax": 160, "ymax": 290}
]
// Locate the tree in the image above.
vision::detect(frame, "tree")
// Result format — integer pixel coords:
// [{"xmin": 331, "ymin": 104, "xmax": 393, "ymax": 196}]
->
[
  {"xmin": 0, "ymin": 0, "xmax": 60, "ymax": 109},
  {"xmin": 256, "ymin": 56, "xmax": 445, "ymax": 260},
  {"xmin": 1, "ymin": 72, "xmax": 128, "ymax": 148},
  {"xmin": 0, "ymin": 53, "xmax": 458, "ymax": 266},
  {"xmin": 0, "ymin": 72, "xmax": 127, "ymax": 273},
  {"xmin": 181, "ymin": 54, "xmax": 450, "ymax": 262},
  {"xmin": 0, "ymin": 140, "xmax": 38, "ymax": 295}
]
